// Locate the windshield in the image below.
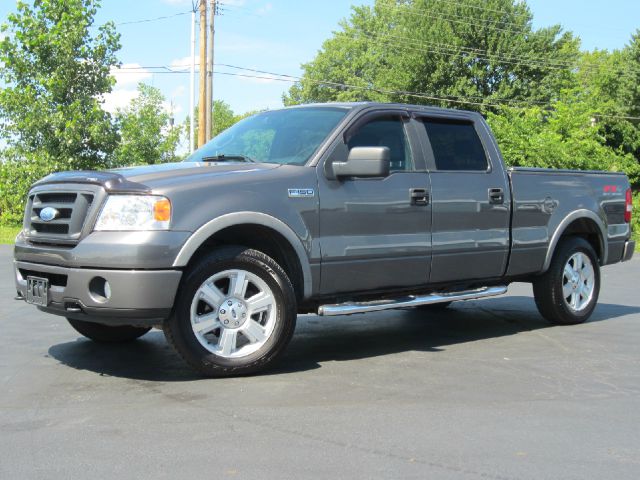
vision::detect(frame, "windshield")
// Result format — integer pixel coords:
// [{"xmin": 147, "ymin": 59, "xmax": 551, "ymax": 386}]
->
[{"xmin": 185, "ymin": 107, "xmax": 348, "ymax": 166}]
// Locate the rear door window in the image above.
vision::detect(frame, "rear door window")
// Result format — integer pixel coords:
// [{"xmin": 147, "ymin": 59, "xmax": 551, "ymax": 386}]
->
[{"xmin": 420, "ymin": 120, "xmax": 488, "ymax": 171}]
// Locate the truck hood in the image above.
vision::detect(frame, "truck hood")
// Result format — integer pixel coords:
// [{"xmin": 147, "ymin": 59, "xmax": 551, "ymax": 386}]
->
[{"xmin": 33, "ymin": 162, "xmax": 280, "ymax": 193}]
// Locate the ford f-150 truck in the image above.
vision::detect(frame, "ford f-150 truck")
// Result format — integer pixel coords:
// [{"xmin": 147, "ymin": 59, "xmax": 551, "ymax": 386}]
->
[{"xmin": 13, "ymin": 103, "xmax": 636, "ymax": 376}]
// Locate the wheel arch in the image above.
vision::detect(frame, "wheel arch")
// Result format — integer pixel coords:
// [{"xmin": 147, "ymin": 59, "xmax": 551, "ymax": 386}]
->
[
  {"xmin": 543, "ymin": 209, "xmax": 607, "ymax": 272},
  {"xmin": 173, "ymin": 212, "xmax": 312, "ymax": 300}
]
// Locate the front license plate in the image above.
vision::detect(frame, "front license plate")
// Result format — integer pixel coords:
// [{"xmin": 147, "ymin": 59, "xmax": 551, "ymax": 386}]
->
[{"xmin": 26, "ymin": 276, "xmax": 49, "ymax": 306}]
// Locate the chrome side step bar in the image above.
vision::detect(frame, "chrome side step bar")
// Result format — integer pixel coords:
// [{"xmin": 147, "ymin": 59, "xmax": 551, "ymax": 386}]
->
[{"xmin": 317, "ymin": 286, "xmax": 508, "ymax": 316}]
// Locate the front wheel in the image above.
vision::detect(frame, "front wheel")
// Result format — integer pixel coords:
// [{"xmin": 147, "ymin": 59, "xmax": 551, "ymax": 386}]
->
[
  {"xmin": 533, "ymin": 237, "xmax": 600, "ymax": 325},
  {"xmin": 164, "ymin": 247, "xmax": 297, "ymax": 377},
  {"xmin": 67, "ymin": 318, "xmax": 151, "ymax": 342}
]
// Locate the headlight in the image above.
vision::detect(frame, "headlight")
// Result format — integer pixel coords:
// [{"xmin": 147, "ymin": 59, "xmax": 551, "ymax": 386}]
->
[{"xmin": 94, "ymin": 195, "xmax": 171, "ymax": 231}]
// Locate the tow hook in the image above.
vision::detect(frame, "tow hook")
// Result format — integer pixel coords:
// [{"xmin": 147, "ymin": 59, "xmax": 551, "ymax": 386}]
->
[{"xmin": 65, "ymin": 302, "xmax": 83, "ymax": 313}]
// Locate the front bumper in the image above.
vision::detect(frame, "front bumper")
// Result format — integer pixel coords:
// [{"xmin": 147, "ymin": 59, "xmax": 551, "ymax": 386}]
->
[
  {"xmin": 14, "ymin": 230, "xmax": 191, "ymax": 269},
  {"xmin": 15, "ymin": 261, "xmax": 182, "ymax": 327},
  {"xmin": 622, "ymin": 240, "xmax": 636, "ymax": 262}
]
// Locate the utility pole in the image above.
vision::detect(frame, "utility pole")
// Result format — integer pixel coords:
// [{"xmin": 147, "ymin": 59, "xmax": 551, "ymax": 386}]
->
[
  {"xmin": 205, "ymin": 0, "xmax": 216, "ymax": 142},
  {"xmin": 189, "ymin": 1, "xmax": 197, "ymax": 153},
  {"xmin": 198, "ymin": 0, "xmax": 207, "ymax": 148}
]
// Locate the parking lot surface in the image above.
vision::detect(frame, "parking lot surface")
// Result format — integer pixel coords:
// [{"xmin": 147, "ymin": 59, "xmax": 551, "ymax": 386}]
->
[{"xmin": 1, "ymin": 244, "xmax": 639, "ymax": 479}]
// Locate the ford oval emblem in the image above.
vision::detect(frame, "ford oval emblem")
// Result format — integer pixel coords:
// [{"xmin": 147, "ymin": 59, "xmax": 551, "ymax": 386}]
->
[{"xmin": 39, "ymin": 207, "xmax": 59, "ymax": 222}]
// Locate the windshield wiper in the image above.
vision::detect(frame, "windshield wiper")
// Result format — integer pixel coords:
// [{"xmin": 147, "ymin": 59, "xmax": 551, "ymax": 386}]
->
[{"xmin": 201, "ymin": 154, "xmax": 255, "ymax": 163}]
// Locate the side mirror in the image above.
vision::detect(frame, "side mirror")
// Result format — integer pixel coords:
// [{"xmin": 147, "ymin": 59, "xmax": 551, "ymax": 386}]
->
[{"xmin": 332, "ymin": 147, "xmax": 390, "ymax": 179}]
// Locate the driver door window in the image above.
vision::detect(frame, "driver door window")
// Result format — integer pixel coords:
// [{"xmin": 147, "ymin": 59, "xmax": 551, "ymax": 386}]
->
[{"xmin": 347, "ymin": 118, "xmax": 414, "ymax": 172}]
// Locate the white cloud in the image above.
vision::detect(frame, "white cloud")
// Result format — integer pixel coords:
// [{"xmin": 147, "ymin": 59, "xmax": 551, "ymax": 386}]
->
[
  {"xmin": 102, "ymin": 88, "xmax": 140, "ymax": 114},
  {"xmin": 102, "ymin": 64, "xmax": 153, "ymax": 113},
  {"xmin": 110, "ymin": 63, "xmax": 152, "ymax": 87}
]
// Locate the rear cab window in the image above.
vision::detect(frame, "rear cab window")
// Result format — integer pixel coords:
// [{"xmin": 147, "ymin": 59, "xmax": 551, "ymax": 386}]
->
[{"xmin": 418, "ymin": 119, "xmax": 488, "ymax": 171}]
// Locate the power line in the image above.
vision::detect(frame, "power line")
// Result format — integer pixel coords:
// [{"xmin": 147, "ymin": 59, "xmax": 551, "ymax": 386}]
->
[
  {"xmin": 216, "ymin": 4, "xmax": 265, "ymax": 18},
  {"xmin": 218, "ymin": 2, "xmax": 262, "ymax": 13},
  {"xmin": 375, "ymin": 0, "xmax": 534, "ymax": 34},
  {"xmin": 365, "ymin": 3, "xmax": 635, "ymax": 75},
  {"xmin": 110, "ymin": 64, "xmax": 640, "ymax": 120},
  {"xmin": 426, "ymin": 0, "xmax": 530, "ymax": 18},
  {"xmin": 114, "ymin": 11, "xmax": 191, "ymax": 26},
  {"xmin": 374, "ymin": 3, "xmax": 535, "ymax": 37},
  {"xmin": 365, "ymin": 2, "xmax": 637, "ymax": 76},
  {"xmin": 377, "ymin": 0, "xmax": 628, "ymax": 37},
  {"xmin": 359, "ymin": 32, "xmax": 574, "ymax": 70},
  {"xmin": 344, "ymin": 31, "xmax": 640, "ymax": 78},
  {"xmin": 417, "ymin": 0, "xmax": 629, "ymax": 33},
  {"xmin": 351, "ymin": 32, "xmax": 571, "ymax": 72},
  {"xmin": 212, "ymin": 63, "xmax": 534, "ymax": 105}
]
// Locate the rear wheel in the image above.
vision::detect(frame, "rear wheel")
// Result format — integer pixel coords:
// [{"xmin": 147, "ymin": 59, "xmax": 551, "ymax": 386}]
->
[
  {"xmin": 67, "ymin": 318, "xmax": 151, "ymax": 343},
  {"xmin": 164, "ymin": 246, "xmax": 297, "ymax": 377},
  {"xmin": 533, "ymin": 237, "xmax": 600, "ymax": 325}
]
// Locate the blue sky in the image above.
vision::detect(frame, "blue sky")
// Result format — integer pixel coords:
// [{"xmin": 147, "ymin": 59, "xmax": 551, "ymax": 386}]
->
[{"xmin": 1, "ymin": 0, "xmax": 639, "ymax": 134}]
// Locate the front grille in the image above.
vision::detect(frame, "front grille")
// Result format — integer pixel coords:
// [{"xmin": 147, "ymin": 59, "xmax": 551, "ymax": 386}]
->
[
  {"xmin": 24, "ymin": 189, "xmax": 97, "ymax": 245},
  {"xmin": 32, "ymin": 223, "xmax": 69, "ymax": 235},
  {"xmin": 19, "ymin": 268, "xmax": 68, "ymax": 287}
]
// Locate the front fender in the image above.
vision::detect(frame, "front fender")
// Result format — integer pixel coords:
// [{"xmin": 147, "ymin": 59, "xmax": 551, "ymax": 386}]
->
[{"xmin": 172, "ymin": 212, "xmax": 313, "ymax": 298}]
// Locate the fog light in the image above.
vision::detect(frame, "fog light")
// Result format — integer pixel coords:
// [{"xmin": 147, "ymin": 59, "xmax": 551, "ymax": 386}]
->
[{"xmin": 89, "ymin": 276, "xmax": 111, "ymax": 303}]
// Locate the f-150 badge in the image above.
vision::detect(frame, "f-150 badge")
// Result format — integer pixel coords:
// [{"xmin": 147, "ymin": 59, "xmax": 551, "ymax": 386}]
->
[{"xmin": 288, "ymin": 189, "xmax": 315, "ymax": 198}]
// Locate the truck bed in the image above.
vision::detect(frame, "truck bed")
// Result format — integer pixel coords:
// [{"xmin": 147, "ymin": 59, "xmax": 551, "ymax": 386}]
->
[{"xmin": 507, "ymin": 167, "xmax": 631, "ymax": 277}]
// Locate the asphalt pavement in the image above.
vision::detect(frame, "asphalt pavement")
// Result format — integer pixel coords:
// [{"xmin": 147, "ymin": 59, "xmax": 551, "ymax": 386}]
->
[{"xmin": 1, "ymin": 244, "xmax": 639, "ymax": 479}]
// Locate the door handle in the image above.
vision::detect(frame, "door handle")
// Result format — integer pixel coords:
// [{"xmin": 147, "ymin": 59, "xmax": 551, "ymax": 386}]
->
[
  {"xmin": 410, "ymin": 188, "xmax": 429, "ymax": 206},
  {"xmin": 488, "ymin": 187, "xmax": 504, "ymax": 204}
]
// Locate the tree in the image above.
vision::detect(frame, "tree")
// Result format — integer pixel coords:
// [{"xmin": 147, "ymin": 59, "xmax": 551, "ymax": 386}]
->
[
  {"xmin": 487, "ymin": 92, "xmax": 640, "ymax": 187},
  {"xmin": 284, "ymin": 0, "xmax": 579, "ymax": 110},
  {"xmin": 113, "ymin": 84, "xmax": 181, "ymax": 166},
  {"xmin": 0, "ymin": 0, "xmax": 121, "ymax": 170},
  {"xmin": 575, "ymin": 34, "xmax": 640, "ymax": 162}
]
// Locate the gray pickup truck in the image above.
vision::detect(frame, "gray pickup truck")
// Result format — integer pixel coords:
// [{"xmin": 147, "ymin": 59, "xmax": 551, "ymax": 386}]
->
[{"xmin": 13, "ymin": 102, "xmax": 635, "ymax": 376}]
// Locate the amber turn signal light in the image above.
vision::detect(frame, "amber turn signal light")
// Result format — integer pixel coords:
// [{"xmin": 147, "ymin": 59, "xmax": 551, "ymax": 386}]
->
[{"xmin": 153, "ymin": 198, "xmax": 171, "ymax": 222}]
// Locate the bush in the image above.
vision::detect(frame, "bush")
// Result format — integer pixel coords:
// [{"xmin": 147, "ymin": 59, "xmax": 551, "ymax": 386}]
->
[
  {"xmin": 633, "ymin": 192, "xmax": 640, "ymax": 247},
  {"xmin": 0, "ymin": 154, "xmax": 62, "ymax": 224}
]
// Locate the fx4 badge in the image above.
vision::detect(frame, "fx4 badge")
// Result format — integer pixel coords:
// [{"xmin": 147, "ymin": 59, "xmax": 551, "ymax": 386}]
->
[
  {"xmin": 603, "ymin": 185, "xmax": 622, "ymax": 196},
  {"xmin": 288, "ymin": 188, "xmax": 315, "ymax": 198}
]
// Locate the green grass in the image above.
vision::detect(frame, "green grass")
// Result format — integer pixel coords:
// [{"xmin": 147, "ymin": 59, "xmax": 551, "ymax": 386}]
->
[{"xmin": 0, "ymin": 224, "xmax": 22, "ymax": 245}]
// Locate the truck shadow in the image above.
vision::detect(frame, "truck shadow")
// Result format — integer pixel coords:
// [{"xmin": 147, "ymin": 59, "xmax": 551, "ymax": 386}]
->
[{"xmin": 47, "ymin": 296, "xmax": 640, "ymax": 381}]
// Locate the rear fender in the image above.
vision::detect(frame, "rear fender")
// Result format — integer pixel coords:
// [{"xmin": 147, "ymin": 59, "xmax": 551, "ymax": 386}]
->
[{"xmin": 543, "ymin": 209, "xmax": 607, "ymax": 271}]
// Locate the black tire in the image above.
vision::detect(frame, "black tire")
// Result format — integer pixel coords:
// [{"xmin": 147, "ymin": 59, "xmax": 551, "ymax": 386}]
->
[
  {"xmin": 67, "ymin": 318, "xmax": 151, "ymax": 342},
  {"xmin": 533, "ymin": 237, "xmax": 600, "ymax": 325},
  {"xmin": 164, "ymin": 246, "xmax": 297, "ymax": 377},
  {"xmin": 415, "ymin": 301, "xmax": 453, "ymax": 311}
]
